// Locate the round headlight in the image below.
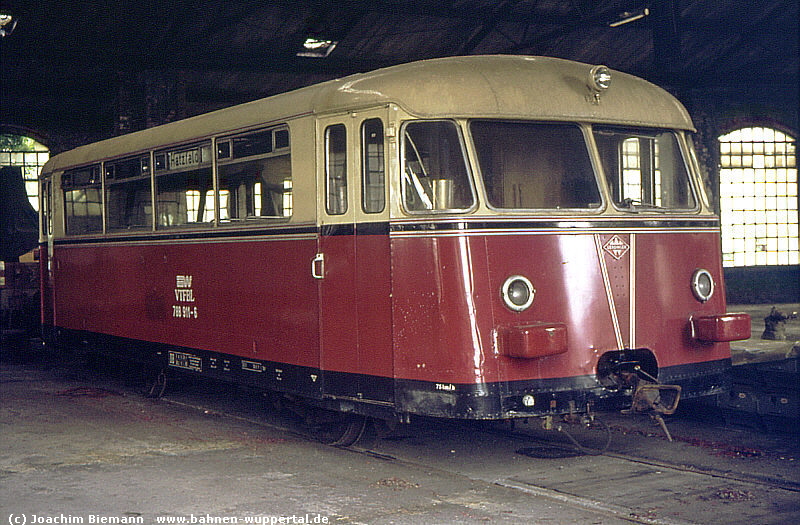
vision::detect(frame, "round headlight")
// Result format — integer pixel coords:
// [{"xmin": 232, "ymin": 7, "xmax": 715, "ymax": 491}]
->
[
  {"xmin": 590, "ymin": 65, "xmax": 612, "ymax": 91},
  {"xmin": 501, "ymin": 275, "xmax": 535, "ymax": 312},
  {"xmin": 691, "ymin": 269, "xmax": 715, "ymax": 302}
]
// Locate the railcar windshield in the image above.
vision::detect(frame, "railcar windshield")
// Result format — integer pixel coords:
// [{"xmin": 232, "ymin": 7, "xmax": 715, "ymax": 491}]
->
[
  {"xmin": 593, "ymin": 126, "xmax": 696, "ymax": 211},
  {"xmin": 470, "ymin": 121, "xmax": 602, "ymax": 210},
  {"xmin": 402, "ymin": 120, "xmax": 475, "ymax": 211}
]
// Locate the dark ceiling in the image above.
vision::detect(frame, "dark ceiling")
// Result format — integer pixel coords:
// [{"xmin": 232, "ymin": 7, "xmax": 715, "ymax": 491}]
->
[{"xmin": 1, "ymin": 0, "xmax": 798, "ymax": 146}]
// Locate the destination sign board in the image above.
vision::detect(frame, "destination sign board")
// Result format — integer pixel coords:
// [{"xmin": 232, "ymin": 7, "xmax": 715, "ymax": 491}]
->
[{"xmin": 168, "ymin": 148, "xmax": 201, "ymax": 170}]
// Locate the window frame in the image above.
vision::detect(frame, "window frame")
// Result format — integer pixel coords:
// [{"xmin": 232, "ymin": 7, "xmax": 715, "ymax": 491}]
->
[
  {"xmin": 104, "ymin": 154, "xmax": 153, "ymax": 231},
  {"xmin": 400, "ymin": 119, "xmax": 477, "ymax": 215},
  {"xmin": 62, "ymin": 164, "xmax": 103, "ymax": 235},
  {"xmin": 361, "ymin": 118, "xmax": 386, "ymax": 214},
  {"xmin": 216, "ymin": 124, "xmax": 293, "ymax": 223},
  {"xmin": 470, "ymin": 120, "xmax": 603, "ymax": 213},
  {"xmin": 718, "ymin": 126, "xmax": 798, "ymax": 267},
  {"xmin": 325, "ymin": 123, "xmax": 348, "ymax": 216},
  {"xmin": 153, "ymin": 141, "xmax": 214, "ymax": 228},
  {"xmin": 0, "ymin": 134, "xmax": 50, "ymax": 212},
  {"xmin": 592, "ymin": 126, "xmax": 699, "ymax": 213}
]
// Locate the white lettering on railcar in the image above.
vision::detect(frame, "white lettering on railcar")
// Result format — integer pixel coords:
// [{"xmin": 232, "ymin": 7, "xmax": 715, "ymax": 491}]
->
[
  {"xmin": 241, "ymin": 360, "xmax": 265, "ymax": 373},
  {"xmin": 175, "ymin": 289, "xmax": 195, "ymax": 302},
  {"xmin": 172, "ymin": 305, "xmax": 199, "ymax": 319},
  {"xmin": 173, "ymin": 274, "xmax": 199, "ymax": 319},
  {"xmin": 169, "ymin": 351, "xmax": 202, "ymax": 372}
]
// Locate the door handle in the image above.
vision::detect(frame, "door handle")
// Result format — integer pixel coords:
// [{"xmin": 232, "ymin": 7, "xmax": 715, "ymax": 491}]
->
[{"xmin": 311, "ymin": 253, "xmax": 325, "ymax": 279}]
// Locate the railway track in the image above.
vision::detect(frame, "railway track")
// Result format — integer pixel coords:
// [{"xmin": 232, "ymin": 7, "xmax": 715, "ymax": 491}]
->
[
  {"xmin": 351, "ymin": 417, "xmax": 799, "ymax": 525},
  {"xmin": 150, "ymin": 379, "xmax": 799, "ymax": 525}
]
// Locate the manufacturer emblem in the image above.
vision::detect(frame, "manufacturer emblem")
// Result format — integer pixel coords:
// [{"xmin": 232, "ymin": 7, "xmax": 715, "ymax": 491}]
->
[{"xmin": 602, "ymin": 235, "xmax": 630, "ymax": 260}]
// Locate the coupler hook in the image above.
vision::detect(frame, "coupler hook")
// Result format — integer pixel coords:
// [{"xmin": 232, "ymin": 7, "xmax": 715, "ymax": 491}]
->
[{"xmin": 623, "ymin": 365, "xmax": 681, "ymax": 442}]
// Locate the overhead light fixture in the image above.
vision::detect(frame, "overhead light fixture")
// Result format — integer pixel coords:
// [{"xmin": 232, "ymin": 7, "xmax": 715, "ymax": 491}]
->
[
  {"xmin": 0, "ymin": 13, "xmax": 18, "ymax": 37},
  {"xmin": 297, "ymin": 37, "xmax": 338, "ymax": 58},
  {"xmin": 608, "ymin": 7, "xmax": 650, "ymax": 27}
]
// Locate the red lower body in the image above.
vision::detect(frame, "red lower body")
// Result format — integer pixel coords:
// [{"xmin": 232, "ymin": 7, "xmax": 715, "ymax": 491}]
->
[{"xmin": 40, "ymin": 222, "xmax": 746, "ymax": 419}]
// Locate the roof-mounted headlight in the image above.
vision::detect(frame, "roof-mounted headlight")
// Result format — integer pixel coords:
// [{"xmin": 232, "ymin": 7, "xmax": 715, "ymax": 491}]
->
[
  {"xmin": 590, "ymin": 65, "xmax": 612, "ymax": 91},
  {"xmin": 587, "ymin": 65, "xmax": 612, "ymax": 104}
]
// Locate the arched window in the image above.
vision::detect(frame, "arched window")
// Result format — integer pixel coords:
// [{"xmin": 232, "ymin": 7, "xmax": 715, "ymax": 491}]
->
[
  {"xmin": 718, "ymin": 127, "xmax": 798, "ymax": 266},
  {"xmin": 0, "ymin": 134, "xmax": 50, "ymax": 211}
]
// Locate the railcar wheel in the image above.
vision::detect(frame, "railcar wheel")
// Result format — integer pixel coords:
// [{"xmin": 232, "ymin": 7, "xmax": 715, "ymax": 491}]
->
[
  {"xmin": 145, "ymin": 369, "xmax": 167, "ymax": 398},
  {"xmin": 316, "ymin": 415, "xmax": 368, "ymax": 447},
  {"xmin": 373, "ymin": 418, "xmax": 399, "ymax": 439}
]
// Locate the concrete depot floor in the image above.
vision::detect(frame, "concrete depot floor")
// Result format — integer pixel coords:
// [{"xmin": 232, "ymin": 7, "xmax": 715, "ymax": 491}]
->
[
  {"xmin": 1, "ymin": 350, "xmax": 640, "ymax": 525},
  {"xmin": 0, "ymin": 305, "xmax": 798, "ymax": 525}
]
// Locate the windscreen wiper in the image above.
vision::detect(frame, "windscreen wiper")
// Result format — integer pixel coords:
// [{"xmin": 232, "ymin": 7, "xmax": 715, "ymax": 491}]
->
[{"xmin": 619, "ymin": 198, "xmax": 669, "ymax": 212}]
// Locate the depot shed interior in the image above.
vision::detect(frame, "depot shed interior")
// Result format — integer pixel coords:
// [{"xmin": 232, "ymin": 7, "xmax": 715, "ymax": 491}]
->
[{"xmin": 1, "ymin": 0, "xmax": 798, "ymax": 301}]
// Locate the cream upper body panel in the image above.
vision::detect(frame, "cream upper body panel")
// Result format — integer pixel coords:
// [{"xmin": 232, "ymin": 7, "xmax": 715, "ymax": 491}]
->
[{"xmin": 41, "ymin": 55, "xmax": 694, "ymax": 174}]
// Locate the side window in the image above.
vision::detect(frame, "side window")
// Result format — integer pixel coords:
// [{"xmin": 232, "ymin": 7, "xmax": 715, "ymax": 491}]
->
[
  {"xmin": 154, "ymin": 142, "xmax": 213, "ymax": 227},
  {"xmin": 105, "ymin": 155, "xmax": 152, "ymax": 230},
  {"xmin": 62, "ymin": 165, "xmax": 102, "ymax": 235},
  {"xmin": 361, "ymin": 119, "xmax": 385, "ymax": 213},
  {"xmin": 326, "ymin": 124, "xmax": 347, "ymax": 215},
  {"xmin": 403, "ymin": 120, "xmax": 474, "ymax": 212},
  {"xmin": 217, "ymin": 126, "xmax": 292, "ymax": 222}
]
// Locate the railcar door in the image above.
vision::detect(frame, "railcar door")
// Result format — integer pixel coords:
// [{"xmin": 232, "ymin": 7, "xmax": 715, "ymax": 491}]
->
[
  {"xmin": 39, "ymin": 176, "xmax": 55, "ymax": 330},
  {"xmin": 316, "ymin": 110, "xmax": 394, "ymax": 408}
]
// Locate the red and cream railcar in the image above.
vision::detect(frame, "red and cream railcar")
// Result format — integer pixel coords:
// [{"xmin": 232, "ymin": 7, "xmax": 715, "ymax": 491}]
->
[{"xmin": 39, "ymin": 56, "xmax": 750, "ymax": 424}]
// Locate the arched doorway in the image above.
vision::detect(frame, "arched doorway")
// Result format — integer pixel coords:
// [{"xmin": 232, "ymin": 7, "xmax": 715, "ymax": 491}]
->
[{"xmin": 0, "ymin": 133, "xmax": 50, "ymax": 211}]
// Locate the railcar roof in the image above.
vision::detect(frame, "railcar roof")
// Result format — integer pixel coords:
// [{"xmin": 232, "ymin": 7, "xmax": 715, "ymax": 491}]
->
[{"xmin": 43, "ymin": 55, "xmax": 694, "ymax": 173}]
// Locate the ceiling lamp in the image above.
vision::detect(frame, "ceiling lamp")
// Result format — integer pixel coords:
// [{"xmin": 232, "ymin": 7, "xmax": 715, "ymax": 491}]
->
[
  {"xmin": 297, "ymin": 37, "xmax": 338, "ymax": 58},
  {"xmin": 608, "ymin": 7, "xmax": 650, "ymax": 27},
  {"xmin": 0, "ymin": 13, "xmax": 18, "ymax": 37}
]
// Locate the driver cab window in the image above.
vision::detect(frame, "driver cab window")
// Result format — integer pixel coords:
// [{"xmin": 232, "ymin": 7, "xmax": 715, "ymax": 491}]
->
[
  {"xmin": 593, "ymin": 127, "xmax": 696, "ymax": 210},
  {"xmin": 402, "ymin": 120, "xmax": 474, "ymax": 212}
]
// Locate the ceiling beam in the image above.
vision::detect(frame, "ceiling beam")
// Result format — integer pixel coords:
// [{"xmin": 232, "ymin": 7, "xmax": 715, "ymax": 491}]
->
[
  {"xmin": 457, "ymin": 1, "xmax": 520, "ymax": 55},
  {"xmin": 651, "ymin": 0, "xmax": 682, "ymax": 74}
]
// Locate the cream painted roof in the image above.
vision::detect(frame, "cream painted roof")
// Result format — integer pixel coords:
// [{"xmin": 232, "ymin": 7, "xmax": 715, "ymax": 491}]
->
[{"xmin": 43, "ymin": 55, "xmax": 694, "ymax": 174}]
